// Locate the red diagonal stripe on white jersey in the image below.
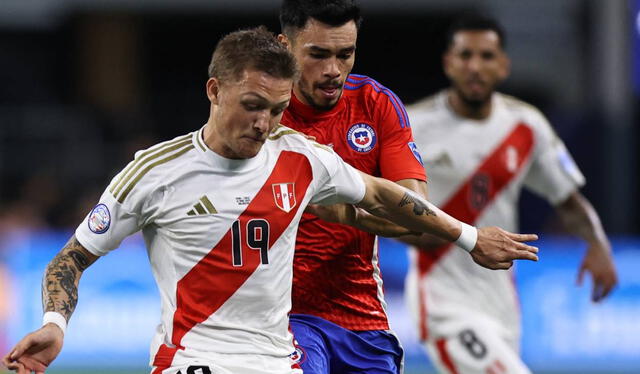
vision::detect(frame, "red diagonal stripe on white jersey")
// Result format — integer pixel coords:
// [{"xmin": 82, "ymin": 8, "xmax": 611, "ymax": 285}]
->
[
  {"xmin": 152, "ymin": 151, "xmax": 313, "ymax": 371},
  {"xmin": 417, "ymin": 123, "xmax": 534, "ymax": 340}
]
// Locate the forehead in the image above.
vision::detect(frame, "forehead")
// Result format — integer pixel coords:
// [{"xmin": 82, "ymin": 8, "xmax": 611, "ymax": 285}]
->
[
  {"xmin": 294, "ymin": 18, "xmax": 357, "ymax": 49},
  {"xmin": 227, "ymin": 69, "xmax": 292, "ymax": 100},
  {"xmin": 450, "ymin": 30, "xmax": 502, "ymax": 51}
]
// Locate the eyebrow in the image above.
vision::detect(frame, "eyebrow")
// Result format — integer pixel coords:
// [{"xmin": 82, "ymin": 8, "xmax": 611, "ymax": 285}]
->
[
  {"xmin": 242, "ymin": 93, "xmax": 289, "ymax": 107},
  {"xmin": 308, "ymin": 45, "xmax": 356, "ymax": 54}
]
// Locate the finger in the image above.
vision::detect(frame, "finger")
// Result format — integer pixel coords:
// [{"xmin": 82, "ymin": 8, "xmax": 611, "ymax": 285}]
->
[
  {"xmin": 16, "ymin": 362, "xmax": 28, "ymax": 374},
  {"xmin": 600, "ymin": 282, "xmax": 614, "ymax": 301},
  {"xmin": 512, "ymin": 250, "xmax": 538, "ymax": 262},
  {"xmin": 514, "ymin": 242, "xmax": 539, "ymax": 254},
  {"xmin": 18, "ymin": 357, "xmax": 47, "ymax": 372},
  {"xmin": 5, "ymin": 360, "xmax": 21, "ymax": 372},
  {"xmin": 592, "ymin": 283, "xmax": 603, "ymax": 302},
  {"xmin": 2, "ymin": 352, "xmax": 13, "ymax": 367},
  {"xmin": 507, "ymin": 233, "xmax": 538, "ymax": 242},
  {"xmin": 596, "ymin": 279, "xmax": 616, "ymax": 301},
  {"xmin": 9, "ymin": 341, "xmax": 29, "ymax": 362},
  {"xmin": 6, "ymin": 363, "xmax": 22, "ymax": 372},
  {"xmin": 576, "ymin": 265, "xmax": 586, "ymax": 286}
]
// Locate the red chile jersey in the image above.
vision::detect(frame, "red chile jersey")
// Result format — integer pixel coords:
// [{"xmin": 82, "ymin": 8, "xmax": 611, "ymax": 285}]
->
[{"xmin": 281, "ymin": 74, "xmax": 427, "ymax": 330}]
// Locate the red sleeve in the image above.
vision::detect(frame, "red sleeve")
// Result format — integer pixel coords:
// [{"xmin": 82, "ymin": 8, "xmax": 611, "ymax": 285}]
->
[{"xmin": 374, "ymin": 88, "xmax": 427, "ymax": 182}]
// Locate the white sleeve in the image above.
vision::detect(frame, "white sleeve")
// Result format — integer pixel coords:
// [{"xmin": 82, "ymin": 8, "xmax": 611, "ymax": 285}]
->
[
  {"xmin": 523, "ymin": 113, "xmax": 585, "ymax": 205},
  {"xmin": 308, "ymin": 144, "xmax": 366, "ymax": 205},
  {"xmin": 75, "ymin": 161, "xmax": 163, "ymax": 256}
]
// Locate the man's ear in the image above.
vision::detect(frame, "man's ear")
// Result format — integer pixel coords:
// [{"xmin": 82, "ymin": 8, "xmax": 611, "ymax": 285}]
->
[
  {"xmin": 500, "ymin": 53, "xmax": 511, "ymax": 82},
  {"xmin": 442, "ymin": 51, "xmax": 453, "ymax": 80},
  {"xmin": 278, "ymin": 33, "xmax": 291, "ymax": 50},
  {"xmin": 206, "ymin": 77, "xmax": 220, "ymax": 104}
]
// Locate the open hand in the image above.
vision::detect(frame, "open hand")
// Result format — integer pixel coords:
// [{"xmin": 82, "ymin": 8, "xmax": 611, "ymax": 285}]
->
[
  {"xmin": 2, "ymin": 324, "xmax": 64, "ymax": 374},
  {"xmin": 470, "ymin": 227, "xmax": 539, "ymax": 270},
  {"xmin": 577, "ymin": 241, "xmax": 617, "ymax": 302}
]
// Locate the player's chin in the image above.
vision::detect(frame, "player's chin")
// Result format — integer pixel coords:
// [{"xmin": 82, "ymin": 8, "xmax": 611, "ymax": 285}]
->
[
  {"xmin": 462, "ymin": 90, "xmax": 491, "ymax": 106},
  {"xmin": 312, "ymin": 95, "xmax": 340, "ymax": 111},
  {"xmin": 237, "ymin": 140, "xmax": 264, "ymax": 158}
]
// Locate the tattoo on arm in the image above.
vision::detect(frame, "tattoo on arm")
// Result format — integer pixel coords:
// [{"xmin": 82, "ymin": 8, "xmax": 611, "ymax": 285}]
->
[
  {"xmin": 399, "ymin": 191, "xmax": 436, "ymax": 217},
  {"xmin": 42, "ymin": 236, "xmax": 96, "ymax": 321}
]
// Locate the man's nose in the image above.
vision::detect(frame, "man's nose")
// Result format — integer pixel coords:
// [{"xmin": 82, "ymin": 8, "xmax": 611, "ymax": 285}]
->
[
  {"xmin": 467, "ymin": 55, "xmax": 482, "ymax": 72},
  {"xmin": 323, "ymin": 58, "xmax": 341, "ymax": 79},
  {"xmin": 254, "ymin": 111, "xmax": 270, "ymax": 132}
]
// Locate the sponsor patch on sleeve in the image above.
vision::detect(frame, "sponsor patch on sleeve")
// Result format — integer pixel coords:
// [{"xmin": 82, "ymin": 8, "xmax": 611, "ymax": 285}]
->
[
  {"xmin": 408, "ymin": 141, "xmax": 424, "ymax": 165},
  {"xmin": 557, "ymin": 145, "xmax": 583, "ymax": 183},
  {"xmin": 88, "ymin": 203, "xmax": 111, "ymax": 234}
]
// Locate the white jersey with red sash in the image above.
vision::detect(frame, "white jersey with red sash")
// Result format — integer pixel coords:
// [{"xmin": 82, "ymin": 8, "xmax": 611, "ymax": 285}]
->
[
  {"xmin": 75, "ymin": 125, "xmax": 366, "ymax": 373},
  {"xmin": 404, "ymin": 91, "xmax": 585, "ymax": 344}
]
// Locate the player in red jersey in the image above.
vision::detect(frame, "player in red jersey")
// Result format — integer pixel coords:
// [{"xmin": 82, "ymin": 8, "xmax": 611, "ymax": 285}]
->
[{"xmin": 278, "ymin": 1, "xmax": 428, "ymax": 372}]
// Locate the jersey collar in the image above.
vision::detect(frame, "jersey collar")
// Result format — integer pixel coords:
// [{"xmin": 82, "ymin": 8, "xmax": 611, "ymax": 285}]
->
[
  {"xmin": 193, "ymin": 126, "xmax": 266, "ymax": 172},
  {"xmin": 442, "ymin": 89, "xmax": 501, "ymax": 124}
]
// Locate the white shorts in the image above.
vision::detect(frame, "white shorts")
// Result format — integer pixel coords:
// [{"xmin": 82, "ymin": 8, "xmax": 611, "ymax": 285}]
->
[
  {"xmin": 151, "ymin": 352, "xmax": 303, "ymax": 374},
  {"xmin": 423, "ymin": 317, "xmax": 531, "ymax": 374}
]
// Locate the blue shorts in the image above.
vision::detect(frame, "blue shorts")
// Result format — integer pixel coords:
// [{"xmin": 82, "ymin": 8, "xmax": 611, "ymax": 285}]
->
[{"xmin": 289, "ymin": 314, "xmax": 404, "ymax": 374}]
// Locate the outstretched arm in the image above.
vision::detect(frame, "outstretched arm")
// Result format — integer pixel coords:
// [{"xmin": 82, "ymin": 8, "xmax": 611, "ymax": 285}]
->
[
  {"xmin": 304, "ymin": 178, "xmax": 428, "ymax": 238},
  {"xmin": 304, "ymin": 203, "xmax": 419, "ymax": 237},
  {"xmin": 2, "ymin": 235, "xmax": 99, "ymax": 373},
  {"xmin": 356, "ymin": 171, "xmax": 539, "ymax": 270},
  {"xmin": 556, "ymin": 191, "xmax": 618, "ymax": 301}
]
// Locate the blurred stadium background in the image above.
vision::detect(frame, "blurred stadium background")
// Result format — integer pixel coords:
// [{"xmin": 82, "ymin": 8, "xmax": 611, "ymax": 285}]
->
[{"xmin": 1, "ymin": 0, "xmax": 639, "ymax": 373}]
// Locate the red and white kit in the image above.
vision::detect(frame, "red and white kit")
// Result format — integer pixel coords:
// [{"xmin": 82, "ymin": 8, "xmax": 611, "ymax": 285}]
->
[
  {"xmin": 75, "ymin": 125, "xmax": 366, "ymax": 374},
  {"xmin": 405, "ymin": 91, "xmax": 585, "ymax": 374}
]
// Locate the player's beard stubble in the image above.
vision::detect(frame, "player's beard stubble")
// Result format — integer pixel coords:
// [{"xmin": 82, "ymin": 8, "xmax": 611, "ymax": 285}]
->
[
  {"xmin": 454, "ymin": 84, "xmax": 493, "ymax": 110},
  {"xmin": 298, "ymin": 77, "xmax": 344, "ymax": 112}
]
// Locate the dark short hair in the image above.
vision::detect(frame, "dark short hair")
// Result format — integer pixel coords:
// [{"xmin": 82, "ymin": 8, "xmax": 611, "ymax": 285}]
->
[
  {"xmin": 445, "ymin": 14, "xmax": 506, "ymax": 49},
  {"xmin": 279, "ymin": 0, "xmax": 362, "ymax": 38},
  {"xmin": 208, "ymin": 26, "xmax": 298, "ymax": 84}
]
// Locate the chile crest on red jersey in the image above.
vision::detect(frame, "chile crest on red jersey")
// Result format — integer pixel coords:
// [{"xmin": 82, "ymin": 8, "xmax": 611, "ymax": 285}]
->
[{"xmin": 347, "ymin": 123, "xmax": 377, "ymax": 153}]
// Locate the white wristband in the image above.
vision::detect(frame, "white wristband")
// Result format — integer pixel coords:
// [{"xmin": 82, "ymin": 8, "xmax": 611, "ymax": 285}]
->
[
  {"xmin": 455, "ymin": 222, "xmax": 478, "ymax": 253},
  {"xmin": 43, "ymin": 312, "xmax": 67, "ymax": 335}
]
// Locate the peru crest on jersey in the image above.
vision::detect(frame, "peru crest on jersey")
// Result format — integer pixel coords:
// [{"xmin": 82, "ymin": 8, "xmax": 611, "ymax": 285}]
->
[{"xmin": 272, "ymin": 183, "xmax": 297, "ymax": 213}]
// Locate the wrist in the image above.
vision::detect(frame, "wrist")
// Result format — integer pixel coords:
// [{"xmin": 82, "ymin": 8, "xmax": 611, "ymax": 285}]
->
[
  {"xmin": 43, "ymin": 311, "xmax": 67, "ymax": 335},
  {"xmin": 455, "ymin": 222, "xmax": 478, "ymax": 252}
]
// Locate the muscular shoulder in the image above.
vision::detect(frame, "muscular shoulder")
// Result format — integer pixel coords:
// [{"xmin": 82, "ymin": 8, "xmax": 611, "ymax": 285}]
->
[
  {"xmin": 108, "ymin": 131, "xmax": 198, "ymax": 204},
  {"xmin": 343, "ymin": 74, "xmax": 410, "ymax": 128},
  {"xmin": 268, "ymin": 124, "xmax": 333, "ymax": 154},
  {"xmin": 497, "ymin": 93, "xmax": 562, "ymax": 146},
  {"xmin": 407, "ymin": 93, "xmax": 440, "ymax": 113},
  {"xmin": 406, "ymin": 91, "xmax": 448, "ymax": 129},
  {"xmin": 498, "ymin": 93, "xmax": 548, "ymax": 125}
]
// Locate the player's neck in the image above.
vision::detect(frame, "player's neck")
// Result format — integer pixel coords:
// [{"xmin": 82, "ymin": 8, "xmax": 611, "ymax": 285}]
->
[
  {"xmin": 202, "ymin": 121, "xmax": 221, "ymax": 154},
  {"xmin": 447, "ymin": 90, "xmax": 492, "ymax": 121}
]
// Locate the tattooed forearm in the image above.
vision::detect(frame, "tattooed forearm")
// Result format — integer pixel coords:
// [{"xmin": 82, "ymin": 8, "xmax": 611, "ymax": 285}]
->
[
  {"xmin": 398, "ymin": 191, "xmax": 436, "ymax": 217},
  {"xmin": 41, "ymin": 236, "xmax": 98, "ymax": 321}
]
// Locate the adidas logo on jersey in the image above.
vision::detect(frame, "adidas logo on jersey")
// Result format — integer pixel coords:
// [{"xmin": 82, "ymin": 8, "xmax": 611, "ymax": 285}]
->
[{"xmin": 187, "ymin": 195, "xmax": 217, "ymax": 216}]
